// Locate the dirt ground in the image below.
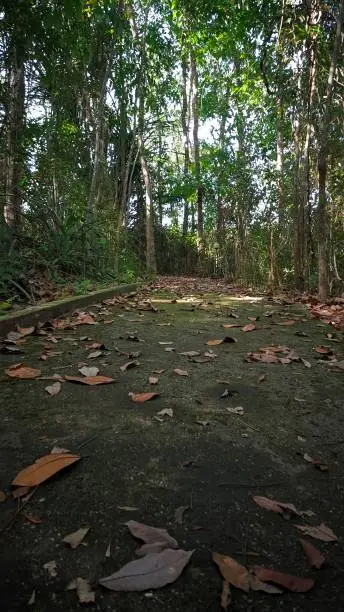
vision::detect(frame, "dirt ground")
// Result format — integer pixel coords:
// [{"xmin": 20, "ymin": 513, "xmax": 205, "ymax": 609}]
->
[{"xmin": 1, "ymin": 278, "xmax": 344, "ymax": 611}]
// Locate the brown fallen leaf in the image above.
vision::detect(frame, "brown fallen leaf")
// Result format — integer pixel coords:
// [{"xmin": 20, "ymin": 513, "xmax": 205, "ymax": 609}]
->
[
  {"xmin": 254, "ymin": 567, "xmax": 314, "ymax": 592},
  {"xmin": 23, "ymin": 513, "xmax": 42, "ymax": 524},
  {"xmin": 241, "ymin": 323, "xmax": 256, "ymax": 332},
  {"xmin": 64, "ymin": 375, "xmax": 115, "ymax": 386},
  {"xmin": 303, "ymin": 453, "xmax": 328, "ymax": 471},
  {"xmin": 120, "ymin": 360, "xmax": 139, "ymax": 372},
  {"xmin": 258, "ymin": 374, "xmax": 266, "ymax": 383},
  {"xmin": 45, "ymin": 381, "xmax": 61, "ymax": 396},
  {"xmin": 0, "ymin": 490, "xmax": 7, "ymax": 502},
  {"xmin": 78, "ymin": 366, "xmax": 99, "ymax": 377},
  {"xmin": 221, "ymin": 580, "xmax": 231, "ymax": 610},
  {"xmin": 174, "ymin": 505, "xmax": 190, "ymax": 524},
  {"xmin": 252, "ymin": 496, "xmax": 300, "ymax": 516},
  {"xmin": 296, "ymin": 523, "xmax": 338, "ymax": 542},
  {"xmin": 103, "ymin": 319, "xmax": 114, "ymax": 324},
  {"xmin": 17, "ymin": 325, "xmax": 35, "ymax": 337},
  {"xmin": 85, "ymin": 341, "xmax": 103, "ymax": 350},
  {"xmin": 301, "ymin": 358, "xmax": 312, "ymax": 368},
  {"xmin": 223, "ymin": 323, "xmax": 241, "ymax": 329},
  {"xmin": 152, "ymin": 368, "xmax": 166, "ymax": 374},
  {"xmin": 207, "ymin": 337, "xmax": 236, "ymax": 346},
  {"xmin": 149, "ymin": 376, "xmax": 159, "ymax": 385},
  {"xmin": 314, "ymin": 345, "xmax": 333, "ymax": 355},
  {"xmin": 212, "ymin": 552, "xmax": 250, "ymax": 592},
  {"xmin": 300, "ymin": 539, "xmax": 326, "ymax": 569},
  {"xmin": 66, "ymin": 577, "xmax": 95, "ymax": 603},
  {"xmin": 7, "ymin": 331, "xmax": 23, "ymax": 342},
  {"xmin": 99, "ymin": 548, "xmax": 194, "ymax": 591},
  {"xmin": 127, "ymin": 519, "xmax": 177, "ymax": 546},
  {"xmin": 178, "ymin": 351, "xmax": 201, "ymax": 357},
  {"xmin": 12, "ymin": 453, "xmax": 80, "ymax": 487},
  {"xmin": 246, "ymin": 352, "xmax": 280, "ymax": 364},
  {"xmin": 5, "ymin": 364, "xmax": 41, "ymax": 379},
  {"xmin": 12, "ymin": 486, "xmax": 30, "ymax": 499},
  {"xmin": 75, "ymin": 313, "xmax": 96, "ymax": 325},
  {"xmin": 174, "ymin": 368, "xmax": 188, "ymax": 376},
  {"xmin": 62, "ymin": 526, "xmax": 90, "ymax": 549},
  {"xmin": 129, "ymin": 392, "xmax": 159, "ymax": 403}
]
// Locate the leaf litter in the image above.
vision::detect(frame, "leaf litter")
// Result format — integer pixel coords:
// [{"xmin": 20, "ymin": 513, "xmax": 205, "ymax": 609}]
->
[
  {"xmin": 296, "ymin": 523, "xmax": 338, "ymax": 542},
  {"xmin": 62, "ymin": 526, "xmax": 90, "ymax": 549},
  {"xmin": 12, "ymin": 453, "xmax": 80, "ymax": 487},
  {"xmin": 300, "ymin": 539, "xmax": 326, "ymax": 568},
  {"xmin": 5, "ymin": 364, "xmax": 41, "ymax": 379},
  {"xmin": 66, "ymin": 577, "xmax": 95, "ymax": 603},
  {"xmin": 45, "ymin": 381, "xmax": 61, "ymax": 396},
  {"xmin": 129, "ymin": 392, "xmax": 159, "ymax": 403},
  {"xmin": 64, "ymin": 375, "xmax": 115, "ymax": 385}
]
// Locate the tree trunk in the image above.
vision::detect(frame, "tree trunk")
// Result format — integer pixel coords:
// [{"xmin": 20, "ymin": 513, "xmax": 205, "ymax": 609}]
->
[
  {"xmin": 181, "ymin": 56, "xmax": 191, "ymax": 236},
  {"xmin": 3, "ymin": 14, "xmax": 26, "ymax": 230},
  {"xmin": 190, "ymin": 53, "xmax": 203, "ymax": 244},
  {"xmin": 317, "ymin": 0, "xmax": 344, "ymax": 300}
]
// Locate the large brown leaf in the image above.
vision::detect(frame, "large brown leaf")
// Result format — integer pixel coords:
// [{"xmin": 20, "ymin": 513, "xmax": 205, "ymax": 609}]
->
[
  {"xmin": 296, "ymin": 523, "xmax": 338, "ymax": 542},
  {"xmin": 254, "ymin": 567, "xmax": 314, "ymax": 592},
  {"xmin": 241, "ymin": 323, "xmax": 256, "ymax": 332},
  {"xmin": 17, "ymin": 325, "xmax": 35, "ymax": 337},
  {"xmin": 99, "ymin": 548, "xmax": 193, "ymax": 591},
  {"xmin": 12, "ymin": 453, "xmax": 80, "ymax": 487},
  {"xmin": 126, "ymin": 520, "xmax": 178, "ymax": 548},
  {"xmin": 300, "ymin": 539, "xmax": 326, "ymax": 569},
  {"xmin": 5, "ymin": 364, "xmax": 41, "ymax": 379},
  {"xmin": 64, "ymin": 375, "xmax": 115, "ymax": 385},
  {"xmin": 212, "ymin": 552, "xmax": 250, "ymax": 592}
]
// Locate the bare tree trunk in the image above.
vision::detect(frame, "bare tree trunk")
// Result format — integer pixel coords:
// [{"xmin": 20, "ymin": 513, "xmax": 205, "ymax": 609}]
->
[
  {"xmin": 190, "ymin": 53, "xmax": 203, "ymax": 245},
  {"xmin": 317, "ymin": 0, "xmax": 344, "ymax": 300},
  {"xmin": 3, "ymin": 23, "xmax": 26, "ymax": 229},
  {"xmin": 181, "ymin": 56, "xmax": 191, "ymax": 236}
]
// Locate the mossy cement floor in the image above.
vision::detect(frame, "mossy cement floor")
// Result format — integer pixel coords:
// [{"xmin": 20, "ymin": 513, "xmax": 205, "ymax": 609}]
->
[{"xmin": 0, "ymin": 281, "xmax": 343, "ymax": 611}]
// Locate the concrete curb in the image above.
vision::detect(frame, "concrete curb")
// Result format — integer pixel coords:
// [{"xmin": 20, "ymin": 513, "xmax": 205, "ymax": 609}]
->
[{"xmin": 0, "ymin": 283, "xmax": 139, "ymax": 338}]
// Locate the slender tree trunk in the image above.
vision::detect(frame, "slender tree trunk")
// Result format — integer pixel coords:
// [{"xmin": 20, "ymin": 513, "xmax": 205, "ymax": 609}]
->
[
  {"xmin": 190, "ymin": 52, "xmax": 203, "ymax": 245},
  {"xmin": 3, "ymin": 22, "xmax": 26, "ymax": 229},
  {"xmin": 317, "ymin": 0, "xmax": 344, "ymax": 300},
  {"xmin": 293, "ymin": 50, "xmax": 305, "ymax": 290},
  {"xmin": 181, "ymin": 56, "xmax": 191, "ymax": 236}
]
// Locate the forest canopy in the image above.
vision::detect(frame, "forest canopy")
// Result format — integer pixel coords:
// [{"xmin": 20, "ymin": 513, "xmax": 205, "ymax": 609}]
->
[{"xmin": 0, "ymin": 0, "xmax": 343, "ymax": 302}]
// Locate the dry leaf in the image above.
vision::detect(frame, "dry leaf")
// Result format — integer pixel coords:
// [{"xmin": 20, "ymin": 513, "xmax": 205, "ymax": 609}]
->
[
  {"xmin": 277, "ymin": 320, "xmax": 296, "ymax": 326},
  {"xmin": 7, "ymin": 331, "xmax": 23, "ymax": 342},
  {"xmin": 28, "ymin": 590, "xmax": 36, "ymax": 605},
  {"xmin": 23, "ymin": 512, "xmax": 42, "ymax": 524},
  {"xmin": 158, "ymin": 341, "xmax": 174, "ymax": 345},
  {"xmin": 85, "ymin": 341, "xmax": 103, "ymax": 349},
  {"xmin": 75, "ymin": 313, "xmax": 96, "ymax": 325},
  {"xmin": 221, "ymin": 580, "xmax": 231, "ymax": 610},
  {"xmin": 43, "ymin": 560, "xmax": 57, "ymax": 578},
  {"xmin": 314, "ymin": 345, "xmax": 332, "ymax": 355},
  {"xmin": 17, "ymin": 325, "xmax": 35, "ymax": 336},
  {"xmin": 105, "ymin": 542, "xmax": 111, "ymax": 558},
  {"xmin": 0, "ymin": 490, "xmax": 7, "ymax": 502},
  {"xmin": 152, "ymin": 369, "xmax": 166, "ymax": 374},
  {"xmin": 226, "ymin": 406, "xmax": 244, "ymax": 415},
  {"xmin": 303, "ymin": 453, "xmax": 328, "ymax": 471},
  {"xmin": 78, "ymin": 366, "xmax": 99, "ymax": 377},
  {"xmin": 296, "ymin": 523, "xmax": 338, "ymax": 542},
  {"xmin": 157, "ymin": 408, "xmax": 173, "ymax": 417},
  {"xmin": 62, "ymin": 527, "xmax": 90, "ymax": 549},
  {"xmin": 51, "ymin": 446, "xmax": 70, "ymax": 454},
  {"xmin": 117, "ymin": 506, "xmax": 139, "ymax": 511},
  {"xmin": 178, "ymin": 351, "xmax": 201, "ymax": 357},
  {"xmin": 45, "ymin": 381, "xmax": 61, "ymax": 396},
  {"xmin": 174, "ymin": 505, "xmax": 190, "ymax": 524},
  {"xmin": 254, "ymin": 567, "xmax": 314, "ymax": 592},
  {"xmin": 258, "ymin": 374, "xmax": 266, "ymax": 383},
  {"xmin": 67, "ymin": 577, "xmax": 95, "ymax": 603},
  {"xmin": 301, "ymin": 358, "xmax": 312, "ymax": 368},
  {"xmin": 149, "ymin": 376, "xmax": 158, "ymax": 385},
  {"xmin": 12, "ymin": 453, "xmax": 80, "ymax": 487},
  {"xmin": 64, "ymin": 375, "xmax": 114, "ymax": 385},
  {"xmin": 129, "ymin": 392, "xmax": 159, "ymax": 403},
  {"xmin": 120, "ymin": 360, "xmax": 139, "ymax": 372},
  {"xmin": 241, "ymin": 323, "xmax": 256, "ymax": 332},
  {"xmin": 206, "ymin": 337, "xmax": 236, "ymax": 346},
  {"xmin": 99, "ymin": 548, "xmax": 193, "ymax": 591},
  {"xmin": 174, "ymin": 368, "xmax": 188, "ymax": 376},
  {"xmin": 300, "ymin": 539, "xmax": 326, "ymax": 569},
  {"xmin": 223, "ymin": 323, "xmax": 241, "ymax": 329},
  {"xmin": 88, "ymin": 350, "xmax": 102, "ymax": 359},
  {"xmin": 126, "ymin": 520, "xmax": 178, "ymax": 548},
  {"xmin": 252, "ymin": 496, "xmax": 300, "ymax": 516},
  {"xmin": 212, "ymin": 552, "xmax": 250, "ymax": 592},
  {"xmin": 12, "ymin": 486, "xmax": 30, "ymax": 499},
  {"xmin": 165, "ymin": 347, "xmax": 175, "ymax": 352},
  {"xmin": 5, "ymin": 364, "xmax": 41, "ymax": 379}
]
